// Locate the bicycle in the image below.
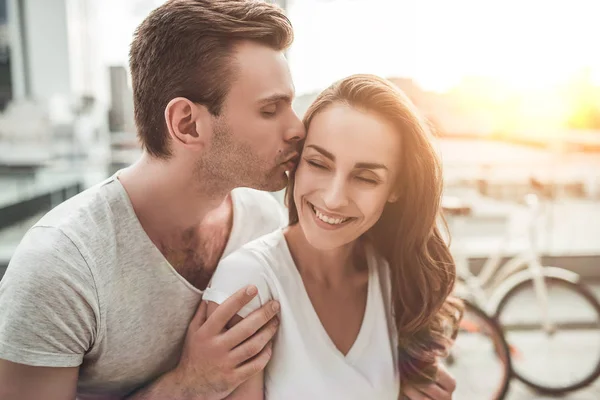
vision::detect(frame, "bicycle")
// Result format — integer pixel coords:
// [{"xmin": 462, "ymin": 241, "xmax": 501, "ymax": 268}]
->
[
  {"xmin": 443, "ymin": 185, "xmax": 600, "ymax": 395},
  {"xmin": 444, "ymin": 299, "xmax": 512, "ymax": 400}
]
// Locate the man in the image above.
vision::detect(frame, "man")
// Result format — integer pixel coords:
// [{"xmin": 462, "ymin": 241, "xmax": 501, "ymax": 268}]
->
[{"xmin": 0, "ymin": 1, "xmax": 456, "ymax": 399}]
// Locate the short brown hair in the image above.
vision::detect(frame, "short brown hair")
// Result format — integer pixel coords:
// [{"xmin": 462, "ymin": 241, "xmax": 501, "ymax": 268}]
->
[{"xmin": 129, "ymin": 0, "xmax": 293, "ymax": 158}]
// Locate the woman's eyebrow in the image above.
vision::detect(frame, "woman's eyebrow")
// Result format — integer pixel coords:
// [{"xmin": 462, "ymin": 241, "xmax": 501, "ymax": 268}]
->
[
  {"xmin": 306, "ymin": 145, "xmax": 388, "ymax": 170},
  {"xmin": 354, "ymin": 162, "xmax": 387, "ymax": 170},
  {"xmin": 305, "ymin": 144, "xmax": 335, "ymax": 161}
]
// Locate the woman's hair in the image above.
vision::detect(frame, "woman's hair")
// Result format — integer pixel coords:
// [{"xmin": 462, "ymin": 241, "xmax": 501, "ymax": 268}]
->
[{"xmin": 285, "ymin": 74, "xmax": 463, "ymax": 386}]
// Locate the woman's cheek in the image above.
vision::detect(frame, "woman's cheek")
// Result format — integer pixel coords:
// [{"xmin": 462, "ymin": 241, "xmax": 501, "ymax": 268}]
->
[
  {"xmin": 356, "ymin": 188, "xmax": 388, "ymax": 216},
  {"xmin": 298, "ymin": 166, "xmax": 326, "ymax": 188}
]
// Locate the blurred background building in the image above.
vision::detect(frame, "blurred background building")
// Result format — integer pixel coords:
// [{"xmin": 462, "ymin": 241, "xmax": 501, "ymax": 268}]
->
[{"xmin": 1, "ymin": 0, "xmax": 598, "ymax": 273}]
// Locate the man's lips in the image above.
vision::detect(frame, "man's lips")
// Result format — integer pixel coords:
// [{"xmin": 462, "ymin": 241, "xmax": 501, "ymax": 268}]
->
[
  {"xmin": 281, "ymin": 153, "xmax": 299, "ymax": 164},
  {"xmin": 281, "ymin": 153, "xmax": 300, "ymax": 169}
]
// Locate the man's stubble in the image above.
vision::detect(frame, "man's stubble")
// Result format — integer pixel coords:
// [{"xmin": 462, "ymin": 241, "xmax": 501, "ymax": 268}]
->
[{"xmin": 196, "ymin": 115, "xmax": 288, "ymax": 192}]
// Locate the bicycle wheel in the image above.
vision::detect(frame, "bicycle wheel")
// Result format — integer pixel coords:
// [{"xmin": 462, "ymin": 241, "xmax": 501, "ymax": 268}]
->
[
  {"xmin": 495, "ymin": 276, "xmax": 600, "ymax": 394},
  {"xmin": 445, "ymin": 300, "xmax": 511, "ymax": 400}
]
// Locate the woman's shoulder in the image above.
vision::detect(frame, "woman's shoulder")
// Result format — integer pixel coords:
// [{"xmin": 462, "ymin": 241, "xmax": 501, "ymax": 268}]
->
[{"xmin": 220, "ymin": 228, "xmax": 289, "ymax": 274}]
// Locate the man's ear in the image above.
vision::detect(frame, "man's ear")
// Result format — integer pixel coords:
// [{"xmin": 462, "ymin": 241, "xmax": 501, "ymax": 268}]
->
[{"xmin": 164, "ymin": 97, "xmax": 211, "ymax": 151}]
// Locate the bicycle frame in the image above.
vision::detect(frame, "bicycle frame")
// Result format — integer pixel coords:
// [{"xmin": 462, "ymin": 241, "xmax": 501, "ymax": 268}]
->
[{"xmin": 449, "ymin": 192, "xmax": 559, "ymax": 332}]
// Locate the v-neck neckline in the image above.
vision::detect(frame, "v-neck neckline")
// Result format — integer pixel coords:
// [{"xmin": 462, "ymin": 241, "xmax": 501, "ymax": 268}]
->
[
  {"xmin": 114, "ymin": 173, "xmax": 240, "ymax": 295},
  {"xmin": 279, "ymin": 230, "xmax": 377, "ymax": 363}
]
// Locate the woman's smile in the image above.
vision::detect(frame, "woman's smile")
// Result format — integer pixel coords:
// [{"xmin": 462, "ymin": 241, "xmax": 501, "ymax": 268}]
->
[{"xmin": 305, "ymin": 200, "xmax": 357, "ymax": 230}]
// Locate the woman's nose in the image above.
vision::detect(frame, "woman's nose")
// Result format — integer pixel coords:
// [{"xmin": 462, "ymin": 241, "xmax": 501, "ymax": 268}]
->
[{"xmin": 322, "ymin": 177, "xmax": 349, "ymax": 210}]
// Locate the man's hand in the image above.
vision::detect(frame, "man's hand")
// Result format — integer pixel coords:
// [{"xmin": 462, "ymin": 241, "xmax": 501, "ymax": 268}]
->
[
  {"xmin": 401, "ymin": 363, "xmax": 456, "ymax": 400},
  {"xmin": 127, "ymin": 285, "xmax": 279, "ymax": 400}
]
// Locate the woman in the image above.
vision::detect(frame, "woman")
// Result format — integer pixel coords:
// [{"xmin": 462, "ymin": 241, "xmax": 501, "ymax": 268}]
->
[{"xmin": 203, "ymin": 74, "xmax": 462, "ymax": 399}]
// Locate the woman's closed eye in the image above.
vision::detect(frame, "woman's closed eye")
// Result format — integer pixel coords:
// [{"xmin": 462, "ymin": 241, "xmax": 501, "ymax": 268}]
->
[
  {"xmin": 306, "ymin": 159, "xmax": 327, "ymax": 169},
  {"xmin": 356, "ymin": 176, "xmax": 379, "ymax": 185},
  {"xmin": 306, "ymin": 159, "xmax": 380, "ymax": 183}
]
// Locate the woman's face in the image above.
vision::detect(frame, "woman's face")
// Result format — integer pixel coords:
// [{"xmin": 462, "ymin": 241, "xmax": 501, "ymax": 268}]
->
[{"xmin": 293, "ymin": 103, "xmax": 402, "ymax": 250}]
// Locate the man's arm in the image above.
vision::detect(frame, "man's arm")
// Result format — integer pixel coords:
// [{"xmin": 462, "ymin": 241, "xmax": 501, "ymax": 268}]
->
[
  {"xmin": 127, "ymin": 285, "xmax": 277, "ymax": 400},
  {"xmin": 0, "ymin": 285, "xmax": 276, "ymax": 400},
  {"xmin": 0, "ymin": 361, "xmax": 79, "ymax": 400},
  {"xmin": 0, "ymin": 226, "xmax": 96, "ymax": 400}
]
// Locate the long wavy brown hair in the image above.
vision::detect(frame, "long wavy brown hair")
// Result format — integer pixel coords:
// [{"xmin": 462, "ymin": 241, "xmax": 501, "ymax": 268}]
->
[{"xmin": 285, "ymin": 74, "xmax": 463, "ymax": 387}]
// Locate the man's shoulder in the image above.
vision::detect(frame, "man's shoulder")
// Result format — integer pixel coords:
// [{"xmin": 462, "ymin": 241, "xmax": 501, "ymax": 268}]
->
[
  {"xmin": 224, "ymin": 188, "xmax": 288, "ymax": 257},
  {"xmin": 231, "ymin": 187, "xmax": 281, "ymax": 207},
  {"xmin": 6, "ymin": 175, "xmax": 143, "ymax": 292},
  {"xmin": 231, "ymin": 188, "xmax": 288, "ymax": 227},
  {"xmin": 21, "ymin": 176, "xmax": 136, "ymax": 266},
  {"xmin": 34, "ymin": 176, "xmax": 126, "ymax": 235}
]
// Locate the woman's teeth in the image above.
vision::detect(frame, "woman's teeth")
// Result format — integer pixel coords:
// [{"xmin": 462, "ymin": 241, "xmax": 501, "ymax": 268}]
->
[{"xmin": 311, "ymin": 204, "xmax": 349, "ymax": 225}]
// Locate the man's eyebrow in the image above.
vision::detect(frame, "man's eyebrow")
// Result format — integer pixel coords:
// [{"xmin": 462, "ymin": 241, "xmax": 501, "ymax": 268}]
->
[
  {"xmin": 257, "ymin": 93, "xmax": 293, "ymax": 105},
  {"xmin": 306, "ymin": 144, "xmax": 335, "ymax": 161}
]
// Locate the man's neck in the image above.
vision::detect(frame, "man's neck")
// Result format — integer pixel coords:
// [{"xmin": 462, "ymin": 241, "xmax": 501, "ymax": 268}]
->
[
  {"xmin": 118, "ymin": 153, "xmax": 231, "ymax": 245},
  {"xmin": 118, "ymin": 154, "xmax": 235, "ymax": 289},
  {"xmin": 157, "ymin": 194, "xmax": 234, "ymax": 289}
]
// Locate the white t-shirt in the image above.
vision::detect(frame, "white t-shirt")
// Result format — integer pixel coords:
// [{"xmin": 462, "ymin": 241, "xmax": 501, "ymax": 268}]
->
[
  {"xmin": 0, "ymin": 175, "xmax": 287, "ymax": 399},
  {"xmin": 203, "ymin": 229, "xmax": 400, "ymax": 400}
]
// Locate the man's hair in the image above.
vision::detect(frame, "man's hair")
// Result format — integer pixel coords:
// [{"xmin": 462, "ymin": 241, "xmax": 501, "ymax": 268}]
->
[{"xmin": 129, "ymin": 0, "xmax": 293, "ymax": 158}]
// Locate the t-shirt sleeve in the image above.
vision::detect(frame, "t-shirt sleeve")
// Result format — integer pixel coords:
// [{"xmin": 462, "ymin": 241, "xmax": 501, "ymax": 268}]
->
[
  {"xmin": 203, "ymin": 249, "xmax": 273, "ymax": 318},
  {"xmin": 245, "ymin": 188, "xmax": 288, "ymax": 230},
  {"xmin": 270, "ymin": 192, "xmax": 289, "ymax": 228},
  {"xmin": 241, "ymin": 189, "xmax": 287, "ymax": 230},
  {"xmin": 0, "ymin": 226, "xmax": 99, "ymax": 367}
]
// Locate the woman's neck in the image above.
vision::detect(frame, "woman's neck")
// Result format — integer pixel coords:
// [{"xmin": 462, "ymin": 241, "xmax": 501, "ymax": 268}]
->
[{"xmin": 283, "ymin": 224, "xmax": 365, "ymax": 287}]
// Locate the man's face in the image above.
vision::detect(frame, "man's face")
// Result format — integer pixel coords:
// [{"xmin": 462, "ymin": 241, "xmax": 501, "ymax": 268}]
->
[{"xmin": 200, "ymin": 41, "xmax": 305, "ymax": 192}]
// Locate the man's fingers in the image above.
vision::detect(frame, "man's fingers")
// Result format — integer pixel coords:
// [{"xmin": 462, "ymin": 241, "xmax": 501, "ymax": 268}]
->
[
  {"xmin": 233, "ymin": 342, "xmax": 273, "ymax": 383},
  {"xmin": 222, "ymin": 300, "xmax": 280, "ymax": 349},
  {"xmin": 415, "ymin": 383, "xmax": 451, "ymax": 400},
  {"xmin": 189, "ymin": 299, "xmax": 208, "ymax": 331},
  {"xmin": 435, "ymin": 363, "xmax": 456, "ymax": 392},
  {"xmin": 401, "ymin": 384, "xmax": 426, "ymax": 400},
  {"xmin": 203, "ymin": 286, "xmax": 259, "ymax": 334},
  {"xmin": 229, "ymin": 318, "xmax": 279, "ymax": 365}
]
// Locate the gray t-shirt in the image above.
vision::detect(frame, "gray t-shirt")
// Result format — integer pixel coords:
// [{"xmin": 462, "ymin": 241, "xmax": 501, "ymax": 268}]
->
[{"xmin": 0, "ymin": 175, "xmax": 287, "ymax": 399}]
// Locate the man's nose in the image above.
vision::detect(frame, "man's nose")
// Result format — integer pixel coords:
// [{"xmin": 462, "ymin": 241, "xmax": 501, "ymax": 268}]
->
[{"xmin": 284, "ymin": 111, "xmax": 306, "ymax": 142}]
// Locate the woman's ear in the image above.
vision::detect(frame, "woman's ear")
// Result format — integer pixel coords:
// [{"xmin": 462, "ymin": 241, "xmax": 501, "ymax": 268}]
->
[{"xmin": 388, "ymin": 190, "xmax": 400, "ymax": 203}]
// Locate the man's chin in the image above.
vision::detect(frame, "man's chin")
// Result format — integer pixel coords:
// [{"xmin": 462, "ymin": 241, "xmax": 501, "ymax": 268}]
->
[
  {"xmin": 255, "ymin": 172, "xmax": 289, "ymax": 193},
  {"xmin": 263, "ymin": 173, "xmax": 289, "ymax": 192},
  {"xmin": 233, "ymin": 175, "xmax": 287, "ymax": 193}
]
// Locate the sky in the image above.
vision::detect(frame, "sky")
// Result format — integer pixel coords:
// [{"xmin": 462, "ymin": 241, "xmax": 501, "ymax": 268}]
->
[
  {"xmin": 99, "ymin": 0, "xmax": 600, "ymax": 95},
  {"xmin": 287, "ymin": 0, "xmax": 600, "ymax": 93}
]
